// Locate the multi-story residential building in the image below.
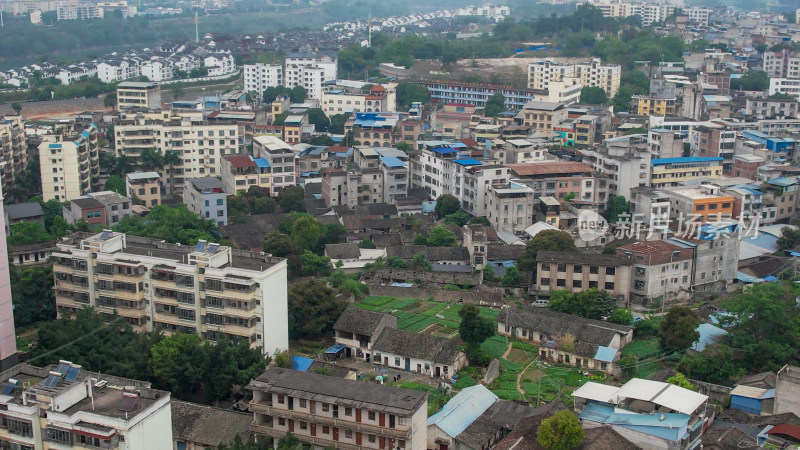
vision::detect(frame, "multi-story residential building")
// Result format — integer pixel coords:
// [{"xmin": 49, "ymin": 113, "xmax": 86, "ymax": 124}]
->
[
  {"xmin": 535, "ymin": 251, "xmax": 633, "ymax": 305},
  {"xmin": 347, "ymin": 112, "xmax": 400, "ymax": 148},
  {"xmin": 220, "ymin": 154, "xmax": 272, "ymax": 195},
  {"xmin": 243, "ymin": 63, "xmax": 283, "ymax": 96},
  {"xmin": 579, "ymin": 1, "xmax": 675, "ymax": 25},
  {"xmin": 763, "ymin": 177, "xmax": 799, "ymax": 223},
  {"xmin": 0, "ymin": 184, "xmax": 17, "ymax": 370},
  {"xmin": 507, "ymin": 161, "xmax": 610, "ymax": 208},
  {"xmin": 667, "ymin": 233, "xmax": 739, "ymax": 293},
  {"xmin": 56, "ymin": 0, "xmax": 100, "ymax": 20},
  {"xmin": 114, "ymin": 111, "xmax": 240, "ymax": 189},
  {"xmin": 763, "ymin": 49, "xmax": 800, "ymax": 79},
  {"xmin": 52, "ymin": 230, "xmax": 288, "ymax": 353},
  {"xmin": 690, "ymin": 124, "xmax": 736, "ymax": 172},
  {"xmin": 183, "ymin": 177, "xmax": 228, "ymax": 226},
  {"xmin": 116, "ymin": 81, "xmax": 161, "ymax": 110},
  {"xmin": 631, "ymin": 95, "xmax": 677, "ymax": 116},
  {"xmin": 0, "ymin": 363, "xmax": 172, "ymax": 449},
  {"xmin": 745, "ymin": 96, "xmax": 799, "ymax": 120},
  {"xmin": 284, "ymin": 53, "xmax": 338, "ymax": 100},
  {"xmin": 684, "ymin": 6, "xmax": 712, "ymax": 25},
  {"xmin": 247, "ymin": 367, "xmax": 428, "ymax": 450},
  {"xmin": 252, "ymin": 135, "xmax": 295, "ymax": 195},
  {"xmin": 629, "ymin": 186, "xmax": 671, "ymax": 232},
  {"xmin": 485, "ymin": 181, "xmax": 535, "ymax": 234},
  {"xmin": 517, "ymin": 101, "xmax": 568, "ymax": 135},
  {"xmin": 528, "ymin": 58, "xmax": 621, "ymax": 98},
  {"xmin": 126, "ymin": 171, "xmax": 161, "ymax": 207},
  {"xmin": 322, "ymin": 150, "xmax": 409, "ymax": 207},
  {"xmin": 647, "ymin": 128, "xmax": 685, "ymax": 159},
  {"xmin": 321, "ymin": 85, "xmax": 396, "ymax": 115},
  {"xmin": 650, "ymin": 157, "xmax": 723, "ymax": 190},
  {"xmin": 283, "ymin": 114, "xmax": 306, "ymax": 145},
  {"xmin": 38, "ymin": 123, "xmax": 100, "ymax": 202},
  {"xmin": 769, "ymin": 77, "xmax": 800, "ymax": 100},
  {"xmin": 617, "ymin": 240, "xmax": 695, "ymax": 303},
  {"xmin": 580, "ymin": 135, "xmax": 651, "ymax": 200},
  {"xmin": 740, "ymin": 129, "xmax": 796, "ymax": 162},
  {"xmin": 0, "ymin": 116, "xmax": 27, "ymax": 194},
  {"xmin": 661, "ymin": 185, "xmax": 734, "ymax": 221},
  {"xmin": 725, "ymin": 184, "xmax": 775, "ymax": 224},
  {"xmin": 203, "ymin": 54, "xmax": 236, "ymax": 77},
  {"xmin": 731, "ymin": 154, "xmax": 765, "ymax": 180},
  {"xmin": 64, "ymin": 191, "xmax": 132, "ymax": 227},
  {"xmin": 419, "ymin": 80, "xmax": 539, "ymax": 110}
]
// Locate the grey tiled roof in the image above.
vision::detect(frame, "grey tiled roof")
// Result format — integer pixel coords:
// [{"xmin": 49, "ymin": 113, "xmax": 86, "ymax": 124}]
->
[
  {"xmin": 333, "ymin": 307, "xmax": 392, "ymax": 336},
  {"xmin": 171, "ymin": 401, "xmax": 252, "ymax": 447},
  {"xmin": 500, "ymin": 307, "xmax": 633, "ymax": 349},
  {"xmin": 371, "ymin": 328, "xmax": 462, "ymax": 365},
  {"xmin": 4, "ymin": 202, "xmax": 43, "ymax": 220}
]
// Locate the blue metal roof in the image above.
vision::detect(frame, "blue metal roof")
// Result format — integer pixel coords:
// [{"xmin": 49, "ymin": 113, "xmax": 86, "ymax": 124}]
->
[
  {"xmin": 579, "ymin": 403, "xmax": 688, "ymax": 442},
  {"xmin": 453, "ymin": 158, "xmax": 482, "ymax": 166},
  {"xmin": 324, "ymin": 343, "xmax": 345, "ymax": 354},
  {"xmin": 380, "ymin": 156, "xmax": 406, "ymax": 168},
  {"xmin": 651, "ymin": 157, "xmax": 723, "ymax": 166},
  {"xmin": 254, "ymin": 158, "xmax": 271, "ymax": 168},
  {"xmin": 432, "ymin": 147, "xmax": 460, "ymax": 154},
  {"xmin": 691, "ymin": 323, "xmax": 728, "ymax": 352},
  {"xmin": 292, "ymin": 356, "xmax": 314, "ymax": 372},
  {"xmin": 593, "ymin": 346, "xmax": 617, "ymax": 363},
  {"xmin": 422, "ymin": 201, "xmax": 436, "ymax": 213},
  {"xmin": 427, "ymin": 385, "xmax": 498, "ymax": 438},
  {"xmin": 767, "ymin": 177, "xmax": 798, "ymax": 187}
]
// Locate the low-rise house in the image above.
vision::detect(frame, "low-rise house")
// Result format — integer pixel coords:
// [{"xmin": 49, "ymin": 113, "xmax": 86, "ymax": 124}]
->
[
  {"xmin": 333, "ymin": 307, "xmax": 397, "ymax": 361},
  {"xmin": 88, "ymin": 190, "xmax": 133, "ymax": 226},
  {"xmin": 171, "ymin": 400, "xmax": 253, "ymax": 450},
  {"xmin": 370, "ymin": 328, "xmax": 466, "ymax": 379},
  {"xmin": 573, "ymin": 379, "xmax": 710, "ymax": 450},
  {"xmin": 3, "ymin": 202, "xmax": 45, "ymax": 234},
  {"xmin": 497, "ymin": 308, "xmax": 634, "ymax": 375},
  {"xmin": 126, "ymin": 171, "xmax": 162, "ymax": 207},
  {"xmin": 535, "ymin": 251, "xmax": 633, "ymax": 305},
  {"xmin": 183, "ymin": 177, "xmax": 228, "ymax": 226},
  {"xmin": 62, "ymin": 197, "xmax": 106, "ymax": 228},
  {"xmin": 617, "ymin": 240, "xmax": 695, "ymax": 304},
  {"xmin": 9, "ymin": 241, "xmax": 55, "ymax": 266},
  {"xmin": 324, "ymin": 242, "xmax": 386, "ymax": 273},
  {"xmin": 730, "ymin": 385, "xmax": 775, "ymax": 416},
  {"xmin": 247, "ymin": 367, "xmax": 429, "ymax": 450}
]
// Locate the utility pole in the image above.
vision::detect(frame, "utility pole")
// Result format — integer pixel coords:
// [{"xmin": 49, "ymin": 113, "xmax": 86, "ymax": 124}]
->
[{"xmin": 195, "ymin": 11, "xmax": 199, "ymax": 44}]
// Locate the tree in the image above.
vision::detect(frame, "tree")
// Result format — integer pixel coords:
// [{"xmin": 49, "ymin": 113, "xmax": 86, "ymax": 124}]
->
[
  {"xmin": 289, "ymin": 85, "xmax": 307, "ymax": 103},
  {"xmin": 548, "ymin": 288, "xmax": 616, "ymax": 320},
  {"xmin": 329, "ymin": 114, "xmax": 349, "ymax": 134},
  {"xmin": 10, "ymin": 102, "xmax": 22, "ymax": 115},
  {"xmin": 608, "ymin": 308, "xmax": 633, "ymax": 325},
  {"xmin": 162, "ymin": 150, "xmax": 181, "ymax": 195},
  {"xmin": 458, "ymin": 304, "xmax": 495, "ymax": 348},
  {"xmin": 8, "ymin": 222, "xmax": 52, "ymax": 245},
  {"xmin": 580, "ymin": 86, "xmax": 608, "ymax": 104},
  {"xmin": 604, "ymin": 195, "xmax": 629, "ymax": 223},
  {"xmin": 170, "ymin": 84, "xmax": 185, "ymax": 100},
  {"xmin": 114, "ymin": 204, "xmax": 216, "ymax": 244},
  {"xmin": 679, "ymin": 345, "xmax": 743, "ymax": 385},
  {"xmin": 11, "ymin": 266, "xmax": 56, "ymax": 327},
  {"xmin": 517, "ymin": 230, "xmax": 577, "ymax": 272},
  {"xmin": 444, "ymin": 210, "xmax": 470, "ymax": 227},
  {"xmin": 666, "ymin": 372, "xmax": 697, "ymax": 391},
  {"xmin": 307, "ymin": 108, "xmax": 330, "ymax": 132},
  {"xmin": 435, "ymin": 194, "xmax": 461, "ymax": 218},
  {"xmin": 427, "ymin": 226, "xmax": 458, "ymax": 247},
  {"xmin": 278, "ymin": 186, "xmax": 305, "ymax": 212},
  {"xmin": 301, "ymin": 250, "xmax": 332, "ymax": 276},
  {"xmin": 411, "ymin": 251, "xmax": 432, "ymax": 270},
  {"xmin": 501, "ymin": 266, "xmax": 520, "ymax": 287},
  {"xmin": 150, "ymin": 333, "xmax": 208, "ymax": 399},
  {"xmin": 358, "ymin": 238, "xmax": 376, "ymax": 249},
  {"xmin": 288, "ymin": 281, "xmax": 346, "ymax": 339},
  {"xmin": 386, "ymin": 256, "xmax": 409, "ymax": 269},
  {"xmin": 537, "ymin": 410, "xmax": 584, "ymax": 450},
  {"xmin": 277, "ymin": 433, "xmax": 302, "ymax": 450},
  {"xmin": 263, "ymin": 231, "xmax": 295, "ymax": 257},
  {"xmin": 104, "ymin": 175, "xmax": 125, "ymax": 194},
  {"xmin": 720, "ymin": 283, "xmax": 800, "ymax": 370},
  {"xmin": 291, "ymin": 216, "xmax": 325, "ymax": 253},
  {"xmin": 324, "ymin": 222, "xmax": 347, "ymax": 246},
  {"xmin": 483, "ymin": 265, "xmax": 496, "ymax": 282},
  {"xmin": 660, "ymin": 306, "xmax": 700, "ymax": 351},
  {"xmin": 308, "ymin": 135, "xmax": 336, "ymax": 146},
  {"xmin": 272, "ymin": 112, "xmax": 289, "ymax": 126},
  {"xmin": 139, "ymin": 148, "xmax": 163, "ymax": 171},
  {"xmin": 731, "ymin": 71, "xmax": 769, "ymax": 91},
  {"xmin": 395, "ymin": 82, "xmax": 429, "ymax": 110},
  {"xmin": 777, "ymin": 226, "xmax": 800, "ymax": 250},
  {"xmin": 113, "ymin": 154, "xmax": 134, "ymax": 176},
  {"xmin": 484, "ymin": 92, "xmax": 505, "ymax": 117},
  {"xmin": 103, "ymin": 94, "xmax": 117, "ymax": 108}
]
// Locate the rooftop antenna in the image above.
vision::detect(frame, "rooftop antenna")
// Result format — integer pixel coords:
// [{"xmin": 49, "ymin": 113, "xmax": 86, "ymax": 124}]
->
[{"xmin": 195, "ymin": 11, "xmax": 199, "ymax": 44}]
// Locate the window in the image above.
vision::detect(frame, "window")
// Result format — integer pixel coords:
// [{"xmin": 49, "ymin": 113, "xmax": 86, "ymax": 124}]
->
[
  {"xmin": 322, "ymin": 426, "xmax": 330, "ymax": 434},
  {"xmin": 573, "ymin": 265, "xmax": 582, "ymax": 273},
  {"xmin": 47, "ymin": 428, "xmax": 71, "ymax": 444},
  {"xmin": 394, "ymin": 357, "xmax": 400, "ymax": 366},
  {"xmin": 572, "ymin": 280, "xmax": 582, "ymax": 288},
  {"xmin": 299, "ymin": 399, "xmax": 307, "ymax": 408},
  {"xmin": 277, "ymin": 395, "xmax": 285, "ymax": 404},
  {"xmin": 368, "ymin": 411, "xmax": 376, "ymax": 420},
  {"xmin": 589, "ymin": 266, "xmax": 598, "ymax": 274},
  {"xmin": 322, "ymin": 403, "xmax": 330, "ymax": 412},
  {"xmin": 540, "ymin": 278, "xmax": 550, "ymax": 285},
  {"xmin": 345, "ymin": 407, "xmax": 352, "ymax": 416},
  {"xmin": 300, "ymin": 421, "xmax": 307, "ymax": 430},
  {"xmin": 557, "ymin": 264, "xmax": 566, "ymax": 272},
  {"xmin": 556, "ymin": 279, "xmax": 566, "ymax": 287},
  {"xmin": 606, "ymin": 267, "xmax": 615, "ymax": 275},
  {"xmin": 368, "ymin": 435, "xmax": 376, "ymax": 443},
  {"xmin": 216, "ymin": 198, "xmax": 224, "ymax": 205},
  {"xmin": 604, "ymin": 282, "xmax": 615, "ymax": 290},
  {"xmin": 398, "ymin": 416, "xmax": 406, "ymax": 426},
  {"xmin": 278, "ymin": 418, "xmax": 286, "ymax": 426},
  {"xmin": 7, "ymin": 419, "xmax": 32, "ymax": 437}
]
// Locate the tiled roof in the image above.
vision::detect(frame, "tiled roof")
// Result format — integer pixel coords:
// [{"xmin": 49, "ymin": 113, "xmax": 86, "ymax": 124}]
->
[
  {"xmin": 618, "ymin": 239, "xmax": 683, "ymax": 255},
  {"xmin": 171, "ymin": 401, "xmax": 252, "ymax": 447},
  {"xmin": 372, "ymin": 327, "xmax": 462, "ymax": 364},
  {"xmin": 507, "ymin": 162, "xmax": 595, "ymax": 176},
  {"xmin": 333, "ymin": 307, "xmax": 392, "ymax": 336}
]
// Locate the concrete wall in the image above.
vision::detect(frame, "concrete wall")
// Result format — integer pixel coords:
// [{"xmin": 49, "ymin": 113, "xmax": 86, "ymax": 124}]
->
[{"xmin": 775, "ymin": 365, "xmax": 800, "ymax": 414}]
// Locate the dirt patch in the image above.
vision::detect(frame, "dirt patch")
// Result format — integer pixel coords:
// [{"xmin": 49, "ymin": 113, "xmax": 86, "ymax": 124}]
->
[
  {"xmin": 402, "ymin": 301, "xmax": 423, "ymax": 312},
  {"xmin": 506, "ymin": 348, "xmax": 536, "ymax": 364}
]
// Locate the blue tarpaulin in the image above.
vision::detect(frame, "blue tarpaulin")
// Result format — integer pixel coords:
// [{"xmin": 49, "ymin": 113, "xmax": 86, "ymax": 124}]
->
[
  {"xmin": 292, "ymin": 356, "xmax": 313, "ymax": 372},
  {"xmin": 325, "ymin": 343, "xmax": 346, "ymax": 354}
]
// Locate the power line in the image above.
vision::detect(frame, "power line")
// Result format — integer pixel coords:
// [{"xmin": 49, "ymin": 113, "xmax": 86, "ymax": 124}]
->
[{"xmin": 26, "ymin": 316, "xmax": 125, "ymax": 365}]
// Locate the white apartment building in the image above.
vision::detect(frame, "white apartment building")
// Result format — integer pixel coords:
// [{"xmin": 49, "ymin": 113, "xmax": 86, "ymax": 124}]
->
[
  {"xmin": 0, "ymin": 363, "xmax": 172, "ymax": 449},
  {"xmin": 116, "ymin": 81, "xmax": 161, "ymax": 109},
  {"xmin": 0, "ymin": 183, "xmax": 16, "ymax": 371},
  {"xmin": 52, "ymin": 231, "xmax": 289, "ymax": 354},
  {"xmin": 284, "ymin": 53, "xmax": 338, "ymax": 100},
  {"xmin": 485, "ymin": 181, "xmax": 535, "ymax": 234},
  {"xmin": 580, "ymin": 2, "xmax": 675, "ymax": 26},
  {"xmin": 203, "ymin": 54, "xmax": 236, "ymax": 77},
  {"xmin": 0, "ymin": 116, "xmax": 27, "ymax": 195},
  {"xmin": 140, "ymin": 60, "xmax": 173, "ymax": 82},
  {"xmin": 684, "ymin": 7, "xmax": 712, "ymax": 26},
  {"xmin": 114, "ymin": 111, "xmax": 239, "ymax": 190},
  {"xmin": 248, "ymin": 367, "xmax": 428, "ymax": 450},
  {"xmin": 769, "ymin": 77, "xmax": 800, "ymax": 100},
  {"xmin": 528, "ymin": 58, "xmax": 621, "ymax": 98},
  {"xmin": 763, "ymin": 50, "xmax": 800, "ymax": 79},
  {"xmin": 97, "ymin": 60, "xmax": 140, "ymax": 83},
  {"xmin": 183, "ymin": 177, "xmax": 228, "ymax": 227},
  {"xmin": 243, "ymin": 63, "xmax": 283, "ymax": 96},
  {"xmin": 580, "ymin": 135, "xmax": 651, "ymax": 200},
  {"xmin": 252, "ymin": 135, "xmax": 295, "ymax": 195},
  {"xmin": 321, "ymin": 85, "xmax": 397, "ymax": 115},
  {"xmin": 56, "ymin": 0, "xmax": 100, "ymax": 20},
  {"xmin": 38, "ymin": 123, "xmax": 100, "ymax": 202}
]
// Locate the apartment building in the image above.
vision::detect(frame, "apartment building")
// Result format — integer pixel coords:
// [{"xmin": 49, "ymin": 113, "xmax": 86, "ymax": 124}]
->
[
  {"xmin": 507, "ymin": 161, "xmax": 609, "ymax": 209},
  {"xmin": 126, "ymin": 171, "xmax": 161, "ymax": 206},
  {"xmin": 667, "ymin": 234, "xmax": 739, "ymax": 293},
  {"xmin": 517, "ymin": 101, "xmax": 568, "ymax": 135},
  {"xmin": 322, "ymin": 153, "xmax": 409, "ymax": 207},
  {"xmin": 741, "ymin": 130, "xmax": 796, "ymax": 162},
  {"xmin": 763, "ymin": 49, "xmax": 800, "ymax": 79},
  {"xmin": 243, "ymin": 63, "xmax": 283, "ymax": 96},
  {"xmin": 248, "ymin": 367, "xmax": 428, "ymax": 450},
  {"xmin": 650, "ymin": 157, "xmax": 724, "ymax": 190},
  {"xmin": 114, "ymin": 111, "xmax": 240, "ymax": 189},
  {"xmin": 763, "ymin": 177, "xmax": 799, "ymax": 223},
  {"xmin": 535, "ymin": 251, "xmax": 633, "ymax": 304},
  {"xmin": 617, "ymin": 240, "xmax": 694, "ymax": 303},
  {"xmin": 744, "ymin": 97, "xmax": 799, "ymax": 120},
  {"xmin": 527, "ymin": 58, "xmax": 621, "ymax": 98},
  {"xmin": 347, "ymin": 112, "xmax": 400, "ymax": 148},
  {"xmin": 184, "ymin": 177, "xmax": 228, "ymax": 226},
  {"xmin": 252, "ymin": 135, "xmax": 295, "ymax": 195},
  {"xmin": 220, "ymin": 154, "xmax": 272, "ymax": 195},
  {"xmin": 284, "ymin": 53, "xmax": 338, "ymax": 100},
  {"xmin": 485, "ymin": 181, "xmax": 535, "ymax": 234},
  {"xmin": 580, "ymin": 135, "xmax": 651, "ymax": 200},
  {"xmin": 0, "ymin": 363, "xmax": 172, "ymax": 450},
  {"xmin": 580, "ymin": 2, "xmax": 675, "ymax": 26},
  {"xmin": 283, "ymin": 114, "xmax": 305, "ymax": 145},
  {"xmin": 631, "ymin": 95, "xmax": 677, "ymax": 116},
  {"xmin": 56, "ymin": 0, "xmax": 100, "ymax": 20},
  {"xmin": 629, "ymin": 186, "xmax": 671, "ymax": 232},
  {"xmin": 661, "ymin": 185, "xmax": 734, "ymax": 221},
  {"xmin": 769, "ymin": 78, "xmax": 800, "ymax": 100},
  {"xmin": 116, "ymin": 81, "xmax": 161, "ymax": 110},
  {"xmin": 731, "ymin": 155, "xmax": 765, "ymax": 180},
  {"xmin": 647, "ymin": 128, "xmax": 685, "ymax": 159},
  {"xmin": 38, "ymin": 123, "xmax": 100, "ymax": 202},
  {"xmin": 0, "ymin": 184, "xmax": 17, "ymax": 371},
  {"xmin": 64, "ymin": 191, "xmax": 132, "ymax": 227},
  {"xmin": 684, "ymin": 7, "xmax": 712, "ymax": 25},
  {"xmin": 0, "ymin": 116, "xmax": 27, "ymax": 194},
  {"xmin": 321, "ymin": 85, "xmax": 396, "ymax": 115},
  {"xmin": 419, "ymin": 80, "xmax": 539, "ymax": 110},
  {"xmin": 690, "ymin": 125, "xmax": 736, "ymax": 173},
  {"xmin": 52, "ymin": 231, "xmax": 288, "ymax": 354}
]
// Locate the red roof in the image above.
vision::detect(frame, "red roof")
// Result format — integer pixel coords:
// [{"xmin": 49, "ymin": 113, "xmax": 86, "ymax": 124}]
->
[
  {"xmin": 370, "ymin": 85, "xmax": 386, "ymax": 92},
  {"xmin": 326, "ymin": 146, "xmax": 351, "ymax": 153},
  {"xmin": 618, "ymin": 240, "xmax": 682, "ymax": 255},
  {"xmin": 226, "ymin": 155, "xmax": 256, "ymax": 168},
  {"xmin": 461, "ymin": 138, "xmax": 480, "ymax": 147},
  {"xmin": 507, "ymin": 162, "xmax": 595, "ymax": 176},
  {"xmin": 766, "ymin": 424, "xmax": 800, "ymax": 441}
]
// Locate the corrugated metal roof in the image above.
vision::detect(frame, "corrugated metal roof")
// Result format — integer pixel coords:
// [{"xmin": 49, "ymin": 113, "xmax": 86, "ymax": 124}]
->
[
  {"xmin": 593, "ymin": 346, "xmax": 618, "ymax": 363},
  {"xmin": 579, "ymin": 403, "xmax": 688, "ymax": 442},
  {"xmin": 651, "ymin": 157, "xmax": 723, "ymax": 166},
  {"xmin": 453, "ymin": 158, "xmax": 482, "ymax": 166},
  {"xmin": 692, "ymin": 323, "xmax": 728, "ymax": 352},
  {"xmin": 292, "ymin": 356, "xmax": 313, "ymax": 372},
  {"xmin": 731, "ymin": 385, "xmax": 768, "ymax": 399},
  {"xmin": 254, "ymin": 158, "xmax": 271, "ymax": 168},
  {"xmin": 379, "ymin": 156, "xmax": 406, "ymax": 168},
  {"xmin": 572, "ymin": 382, "xmax": 617, "ymax": 403},
  {"xmin": 427, "ymin": 385, "xmax": 497, "ymax": 438}
]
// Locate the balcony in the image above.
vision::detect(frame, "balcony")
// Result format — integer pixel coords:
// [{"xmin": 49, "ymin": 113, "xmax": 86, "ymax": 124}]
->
[
  {"xmin": 248, "ymin": 403, "xmax": 412, "ymax": 439},
  {"xmin": 249, "ymin": 424, "xmax": 362, "ymax": 450}
]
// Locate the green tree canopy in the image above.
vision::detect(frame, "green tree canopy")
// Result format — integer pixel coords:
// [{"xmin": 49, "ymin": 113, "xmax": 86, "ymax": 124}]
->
[
  {"xmin": 114, "ymin": 204, "xmax": 217, "ymax": 244},
  {"xmin": 666, "ymin": 372, "xmax": 697, "ymax": 391},
  {"xmin": 278, "ymin": 186, "xmax": 305, "ymax": 212},
  {"xmin": 11, "ymin": 266, "xmax": 55, "ymax": 327},
  {"xmin": 458, "ymin": 303, "xmax": 496, "ymax": 348},
  {"xmin": 290, "ymin": 86, "xmax": 307, "ymax": 103},
  {"xmin": 731, "ymin": 71, "xmax": 769, "ymax": 91},
  {"xmin": 288, "ymin": 281, "xmax": 346, "ymax": 339},
  {"xmin": 435, "ymin": 194, "xmax": 461, "ymax": 218},
  {"xmin": 547, "ymin": 288, "xmax": 616, "ymax": 320},
  {"xmin": 660, "ymin": 306, "xmax": 700, "ymax": 352},
  {"xmin": 263, "ymin": 231, "xmax": 296, "ymax": 257},
  {"xmin": 604, "ymin": 195, "xmax": 629, "ymax": 223},
  {"xmin": 426, "ymin": 226, "xmax": 459, "ymax": 247},
  {"xmin": 291, "ymin": 216, "xmax": 325, "ymax": 253},
  {"xmin": 8, "ymin": 222, "xmax": 52, "ymax": 245},
  {"xmin": 517, "ymin": 230, "xmax": 577, "ymax": 272},
  {"xmin": 501, "ymin": 266, "xmax": 520, "ymax": 287},
  {"xmin": 395, "ymin": 82, "xmax": 429, "ymax": 110},
  {"xmin": 580, "ymin": 86, "xmax": 608, "ymax": 104},
  {"xmin": 484, "ymin": 92, "xmax": 506, "ymax": 117},
  {"xmin": 307, "ymin": 108, "xmax": 330, "ymax": 132},
  {"xmin": 104, "ymin": 175, "xmax": 126, "ymax": 195},
  {"xmin": 608, "ymin": 308, "xmax": 633, "ymax": 325},
  {"xmin": 537, "ymin": 410, "xmax": 584, "ymax": 450}
]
